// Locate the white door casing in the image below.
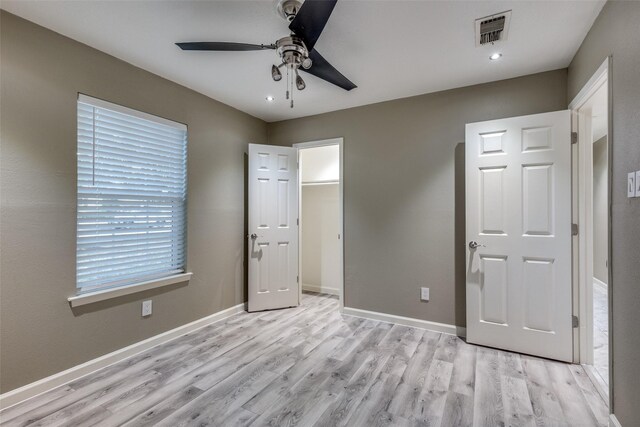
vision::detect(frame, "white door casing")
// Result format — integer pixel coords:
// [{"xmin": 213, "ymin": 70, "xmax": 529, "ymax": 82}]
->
[
  {"xmin": 465, "ymin": 110, "xmax": 573, "ymax": 362},
  {"xmin": 248, "ymin": 143, "xmax": 299, "ymax": 312}
]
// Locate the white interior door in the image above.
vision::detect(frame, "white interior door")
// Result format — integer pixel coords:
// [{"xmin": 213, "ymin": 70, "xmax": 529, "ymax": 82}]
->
[
  {"xmin": 248, "ymin": 143, "xmax": 299, "ymax": 312},
  {"xmin": 466, "ymin": 110, "xmax": 573, "ymax": 362}
]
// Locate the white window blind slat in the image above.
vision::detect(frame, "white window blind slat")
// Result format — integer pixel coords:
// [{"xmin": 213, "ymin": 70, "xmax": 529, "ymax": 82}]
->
[{"xmin": 76, "ymin": 95, "xmax": 187, "ymax": 294}]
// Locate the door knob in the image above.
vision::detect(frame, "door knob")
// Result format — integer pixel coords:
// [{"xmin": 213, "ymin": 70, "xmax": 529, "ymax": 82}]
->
[
  {"xmin": 250, "ymin": 233, "xmax": 258, "ymax": 239},
  {"xmin": 469, "ymin": 241, "xmax": 486, "ymax": 249}
]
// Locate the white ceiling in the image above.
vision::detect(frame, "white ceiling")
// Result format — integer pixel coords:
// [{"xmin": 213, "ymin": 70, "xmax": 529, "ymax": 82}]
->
[{"xmin": 1, "ymin": 0, "xmax": 605, "ymax": 122}]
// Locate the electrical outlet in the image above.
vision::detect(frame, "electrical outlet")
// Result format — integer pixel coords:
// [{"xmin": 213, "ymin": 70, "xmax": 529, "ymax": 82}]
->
[
  {"xmin": 628, "ymin": 172, "xmax": 636, "ymax": 198},
  {"xmin": 142, "ymin": 300, "xmax": 152, "ymax": 317},
  {"xmin": 420, "ymin": 287, "xmax": 430, "ymax": 302}
]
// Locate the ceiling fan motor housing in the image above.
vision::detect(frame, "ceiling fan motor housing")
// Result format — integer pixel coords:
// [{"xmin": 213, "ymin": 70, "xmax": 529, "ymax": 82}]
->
[{"xmin": 276, "ymin": 36, "xmax": 310, "ymax": 69}]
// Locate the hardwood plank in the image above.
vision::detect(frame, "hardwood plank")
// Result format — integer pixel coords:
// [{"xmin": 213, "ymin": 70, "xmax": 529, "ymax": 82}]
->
[
  {"xmin": 377, "ymin": 325, "xmax": 424, "ymax": 378},
  {"xmin": 27, "ymin": 370, "xmax": 161, "ymax": 427},
  {"xmin": 500, "ymin": 374, "xmax": 536, "ymax": 427},
  {"xmin": 440, "ymin": 391, "xmax": 474, "ymax": 427},
  {"xmin": 387, "ymin": 330, "xmax": 441, "ymax": 419},
  {"xmin": 520, "ymin": 355, "xmax": 568, "ymax": 426},
  {"xmin": 314, "ymin": 352, "xmax": 391, "ymax": 426},
  {"xmin": 472, "ymin": 346, "xmax": 504, "ymax": 426},
  {"xmin": 154, "ymin": 362, "xmax": 278, "ymax": 427},
  {"xmin": 0, "ymin": 385, "xmax": 75, "ymax": 424},
  {"xmin": 56, "ymin": 405, "xmax": 113, "ymax": 427},
  {"xmin": 449, "ymin": 338, "xmax": 476, "ymax": 397},
  {"xmin": 545, "ymin": 361, "xmax": 603, "ymax": 427},
  {"xmin": 120, "ymin": 386, "xmax": 203, "ymax": 427},
  {"xmin": 6, "ymin": 369, "xmax": 160, "ymax": 427},
  {"xmin": 412, "ymin": 358, "xmax": 453, "ymax": 425},
  {"xmin": 241, "ymin": 335, "xmax": 342, "ymax": 414},
  {"xmin": 219, "ymin": 406, "xmax": 259, "ymax": 427},
  {"xmin": 344, "ymin": 372, "xmax": 403, "ymax": 426}
]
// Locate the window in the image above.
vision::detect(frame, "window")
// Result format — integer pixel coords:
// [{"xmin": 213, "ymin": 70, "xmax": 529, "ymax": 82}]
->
[{"xmin": 76, "ymin": 94, "xmax": 187, "ymax": 294}]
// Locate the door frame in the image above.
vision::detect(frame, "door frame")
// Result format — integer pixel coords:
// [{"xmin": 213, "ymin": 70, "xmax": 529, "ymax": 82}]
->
[
  {"xmin": 293, "ymin": 138, "xmax": 344, "ymax": 310},
  {"xmin": 568, "ymin": 57, "xmax": 612, "ymax": 404}
]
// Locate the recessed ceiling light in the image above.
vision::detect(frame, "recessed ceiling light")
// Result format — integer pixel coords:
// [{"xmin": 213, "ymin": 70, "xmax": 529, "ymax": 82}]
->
[
  {"xmin": 490, "ymin": 53, "xmax": 502, "ymax": 61},
  {"xmin": 265, "ymin": 95, "xmax": 275, "ymax": 102}
]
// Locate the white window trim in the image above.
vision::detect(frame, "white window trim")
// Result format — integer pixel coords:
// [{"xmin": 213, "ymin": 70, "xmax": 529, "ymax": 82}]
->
[{"xmin": 68, "ymin": 272, "xmax": 192, "ymax": 307}]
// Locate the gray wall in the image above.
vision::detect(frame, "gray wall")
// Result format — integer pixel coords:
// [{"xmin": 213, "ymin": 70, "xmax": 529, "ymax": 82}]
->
[
  {"xmin": 268, "ymin": 70, "xmax": 568, "ymax": 327},
  {"xmin": 593, "ymin": 136, "xmax": 608, "ymax": 284},
  {"xmin": 0, "ymin": 12, "xmax": 267, "ymax": 392},
  {"xmin": 568, "ymin": 1, "xmax": 640, "ymax": 423}
]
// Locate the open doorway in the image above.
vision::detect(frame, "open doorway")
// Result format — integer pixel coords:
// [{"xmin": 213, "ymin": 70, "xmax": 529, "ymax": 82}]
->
[
  {"xmin": 570, "ymin": 59, "xmax": 611, "ymax": 401},
  {"xmin": 294, "ymin": 138, "xmax": 344, "ymax": 308},
  {"xmin": 590, "ymin": 86, "xmax": 609, "ymax": 389}
]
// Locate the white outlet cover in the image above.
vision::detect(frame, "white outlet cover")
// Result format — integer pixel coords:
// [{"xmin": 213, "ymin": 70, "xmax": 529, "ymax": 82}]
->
[
  {"xmin": 420, "ymin": 287, "xmax": 430, "ymax": 301},
  {"xmin": 636, "ymin": 171, "xmax": 640, "ymax": 197},
  {"xmin": 142, "ymin": 300, "xmax": 152, "ymax": 317},
  {"xmin": 629, "ymin": 172, "xmax": 636, "ymax": 198}
]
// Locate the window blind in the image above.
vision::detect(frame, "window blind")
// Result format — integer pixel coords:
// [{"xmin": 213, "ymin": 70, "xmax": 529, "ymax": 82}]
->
[{"xmin": 76, "ymin": 95, "xmax": 187, "ymax": 294}]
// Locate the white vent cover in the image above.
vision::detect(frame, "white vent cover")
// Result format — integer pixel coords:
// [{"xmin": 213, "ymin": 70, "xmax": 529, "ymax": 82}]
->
[{"xmin": 475, "ymin": 10, "xmax": 511, "ymax": 47}]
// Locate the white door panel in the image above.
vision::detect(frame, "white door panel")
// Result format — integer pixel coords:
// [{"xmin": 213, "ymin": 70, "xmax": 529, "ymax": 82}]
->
[
  {"xmin": 248, "ymin": 144, "xmax": 299, "ymax": 312},
  {"xmin": 466, "ymin": 110, "xmax": 572, "ymax": 362}
]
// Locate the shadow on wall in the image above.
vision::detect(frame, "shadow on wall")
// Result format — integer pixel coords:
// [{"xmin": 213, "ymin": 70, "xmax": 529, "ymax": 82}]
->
[{"xmin": 454, "ymin": 142, "xmax": 466, "ymax": 327}]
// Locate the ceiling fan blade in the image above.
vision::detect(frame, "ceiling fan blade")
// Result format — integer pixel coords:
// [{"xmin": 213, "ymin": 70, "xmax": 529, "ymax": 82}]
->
[
  {"xmin": 289, "ymin": 0, "xmax": 337, "ymax": 51},
  {"xmin": 176, "ymin": 42, "xmax": 276, "ymax": 51},
  {"xmin": 301, "ymin": 49, "xmax": 356, "ymax": 91}
]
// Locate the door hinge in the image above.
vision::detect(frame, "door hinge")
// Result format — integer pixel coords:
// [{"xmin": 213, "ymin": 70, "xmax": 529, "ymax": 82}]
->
[
  {"xmin": 296, "ymin": 275, "xmax": 299, "ymax": 283},
  {"xmin": 572, "ymin": 223, "xmax": 578, "ymax": 236},
  {"xmin": 572, "ymin": 315, "xmax": 579, "ymax": 328},
  {"xmin": 571, "ymin": 132, "xmax": 578, "ymax": 144},
  {"xmin": 297, "ymin": 218, "xmax": 299, "ymax": 226}
]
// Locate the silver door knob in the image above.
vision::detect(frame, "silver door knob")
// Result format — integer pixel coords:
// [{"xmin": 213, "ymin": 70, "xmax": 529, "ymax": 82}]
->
[
  {"xmin": 250, "ymin": 233, "xmax": 258, "ymax": 239},
  {"xmin": 469, "ymin": 241, "xmax": 485, "ymax": 249}
]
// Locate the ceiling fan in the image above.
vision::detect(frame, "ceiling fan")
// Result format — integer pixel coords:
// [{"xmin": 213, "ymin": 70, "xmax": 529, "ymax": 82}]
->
[{"xmin": 176, "ymin": 0, "xmax": 357, "ymax": 108}]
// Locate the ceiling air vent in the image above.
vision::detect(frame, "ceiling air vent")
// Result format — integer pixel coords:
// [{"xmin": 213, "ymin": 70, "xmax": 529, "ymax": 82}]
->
[{"xmin": 475, "ymin": 10, "xmax": 511, "ymax": 47}]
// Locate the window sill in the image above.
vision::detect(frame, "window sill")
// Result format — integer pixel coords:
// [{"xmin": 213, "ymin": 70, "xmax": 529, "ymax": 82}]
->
[{"xmin": 67, "ymin": 273, "xmax": 192, "ymax": 307}]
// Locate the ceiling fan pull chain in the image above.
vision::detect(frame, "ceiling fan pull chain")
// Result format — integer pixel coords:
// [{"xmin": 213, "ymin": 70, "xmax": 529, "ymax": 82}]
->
[
  {"xmin": 290, "ymin": 69, "xmax": 294, "ymax": 108},
  {"xmin": 286, "ymin": 66, "xmax": 290, "ymax": 100}
]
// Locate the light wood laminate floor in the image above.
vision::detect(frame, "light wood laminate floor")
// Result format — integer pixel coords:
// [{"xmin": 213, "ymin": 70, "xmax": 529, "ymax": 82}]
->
[{"xmin": 0, "ymin": 293, "xmax": 608, "ymax": 426}]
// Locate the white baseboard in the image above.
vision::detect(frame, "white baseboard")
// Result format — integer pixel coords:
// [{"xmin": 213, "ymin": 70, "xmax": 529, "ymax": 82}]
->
[
  {"xmin": 0, "ymin": 303, "xmax": 246, "ymax": 410},
  {"xmin": 594, "ymin": 277, "xmax": 608, "ymax": 290},
  {"xmin": 610, "ymin": 414, "xmax": 622, "ymax": 427},
  {"xmin": 342, "ymin": 307, "xmax": 466, "ymax": 337},
  {"xmin": 302, "ymin": 283, "xmax": 340, "ymax": 296}
]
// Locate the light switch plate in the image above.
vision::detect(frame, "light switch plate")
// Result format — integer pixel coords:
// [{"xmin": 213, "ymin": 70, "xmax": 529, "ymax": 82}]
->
[
  {"xmin": 628, "ymin": 172, "xmax": 636, "ymax": 198},
  {"xmin": 636, "ymin": 171, "xmax": 640, "ymax": 197},
  {"xmin": 420, "ymin": 287, "xmax": 430, "ymax": 302},
  {"xmin": 142, "ymin": 300, "xmax": 152, "ymax": 317}
]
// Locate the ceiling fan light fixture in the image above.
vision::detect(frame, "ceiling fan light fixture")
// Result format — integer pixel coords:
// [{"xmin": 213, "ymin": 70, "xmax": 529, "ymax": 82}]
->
[
  {"xmin": 271, "ymin": 64, "xmax": 283, "ymax": 81},
  {"xmin": 296, "ymin": 73, "xmax": 306, "ymax": 90}
]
